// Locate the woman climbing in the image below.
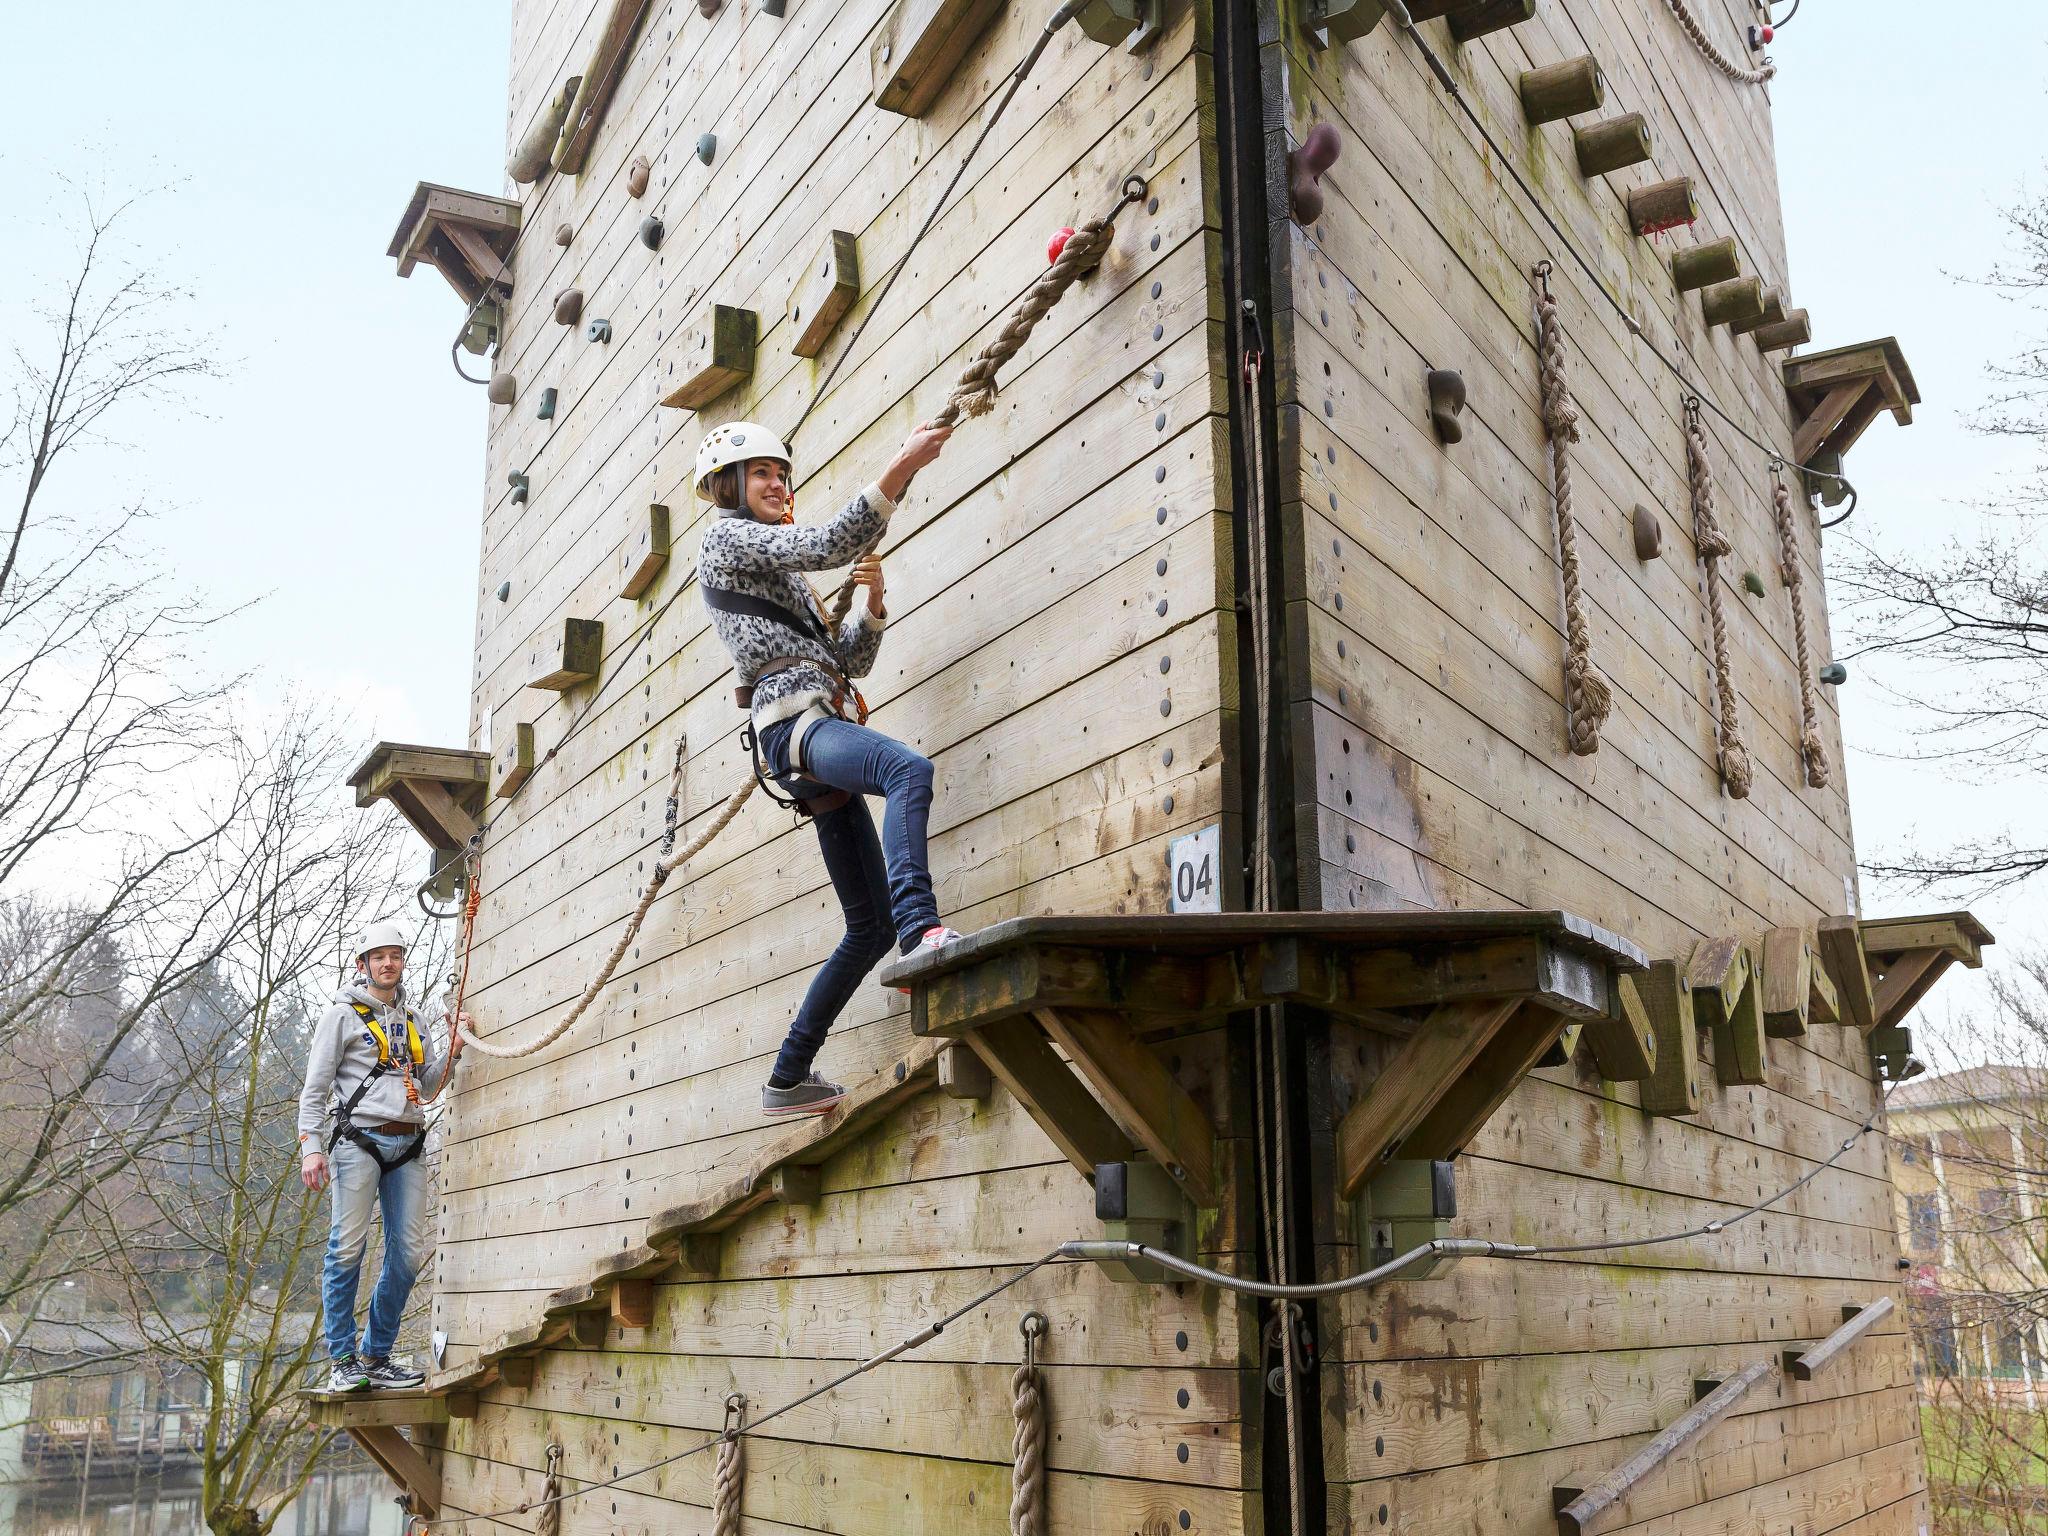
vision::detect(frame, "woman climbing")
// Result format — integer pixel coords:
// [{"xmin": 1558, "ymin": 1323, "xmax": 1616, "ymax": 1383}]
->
[{"xmin": 695, "ymin": 419, "xmax": 962, "ymax": 1116}]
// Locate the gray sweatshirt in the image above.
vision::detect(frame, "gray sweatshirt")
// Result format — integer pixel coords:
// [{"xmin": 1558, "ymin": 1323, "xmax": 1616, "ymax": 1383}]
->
[
  {"xmin": 296, "ymin": 982, "xmax": 455, "ymax": 1146},
  {"xmin": 696, "ymin": 483, "xmax": 894, "ymax": 728}
]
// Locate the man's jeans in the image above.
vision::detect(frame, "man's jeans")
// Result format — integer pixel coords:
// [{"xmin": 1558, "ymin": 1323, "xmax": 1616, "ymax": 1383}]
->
[
  {"xmin": 321, "ymin": 1129, "xmax": 430, "ymax": 1362},
  {"xmin": 758, "ymin": 716, "xmax": 941, "ymax": 1084}
]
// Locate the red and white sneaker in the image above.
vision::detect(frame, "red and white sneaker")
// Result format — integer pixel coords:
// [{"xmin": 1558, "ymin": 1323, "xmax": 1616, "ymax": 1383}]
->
[{"xmin": 898, "ymin": 926, "xmax": 963, "ymax": 993}]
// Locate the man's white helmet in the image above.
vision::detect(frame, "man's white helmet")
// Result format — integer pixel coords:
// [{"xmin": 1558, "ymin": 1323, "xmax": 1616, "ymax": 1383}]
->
[
  {"xmin": 353, "ymin": 920, "xmax": 409, "ymax": 964},
  {"xmin": 695, "ymin": 421, "xmax": 792, "ymax": 501}
]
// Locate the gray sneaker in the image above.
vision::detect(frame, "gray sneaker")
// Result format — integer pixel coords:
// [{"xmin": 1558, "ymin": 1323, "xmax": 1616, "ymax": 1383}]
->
[
  {"xmin": 326, "ymin": 1353, "xmax": 371, "ymax": 1393},
  {"xmin": 762, "ymin": 1073, "xmax": 846, "ymax": 1116}
]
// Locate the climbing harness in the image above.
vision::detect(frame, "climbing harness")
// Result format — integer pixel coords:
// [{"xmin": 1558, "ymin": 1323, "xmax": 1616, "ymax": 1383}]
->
[
  {"xmin": 713, "ymin": 1394, "xmax": 746, "ymax": 1536},
  {"xmin": 1532, "ymin": 263, "xmax": 1615, "ymax": 757},
  {"xmin": 1658, "ymin": 0, "xmax": 1777, "ymax": 85},
  {"xmin": 1770, "ymin": 461, "xmax": 1831, "ymax": 789},
  {"xmin": 1683, "ymin": 397, "xmax": 1754, "ymax": 800},
  {"xmin": 327, "ymin": 1002, "xmax": 427, "ymax": 1172},
  {"xmin": 1010, "ymin": 1314, "xmax": 1048, "ymax": 1536}
]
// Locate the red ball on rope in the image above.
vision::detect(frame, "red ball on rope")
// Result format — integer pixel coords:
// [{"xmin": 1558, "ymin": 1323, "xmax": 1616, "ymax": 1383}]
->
[{"xmin": 1047, "ymin": 227, "xmax": 1075, "ymax": 265}]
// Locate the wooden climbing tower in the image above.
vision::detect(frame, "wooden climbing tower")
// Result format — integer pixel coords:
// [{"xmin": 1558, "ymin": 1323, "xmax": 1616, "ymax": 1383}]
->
[{"xmin": 337, "ymin": 0, "xmax": 1988, "ymax": 1531}]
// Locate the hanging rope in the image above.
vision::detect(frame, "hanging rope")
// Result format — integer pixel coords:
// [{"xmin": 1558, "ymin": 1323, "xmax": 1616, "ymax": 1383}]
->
[
  {"xmin": 1010, "ymin": 1313, "xmax": 1048, "ymax": 1536},
  {"xmin": 1683, "ymin": 398, "xmax": 1753, "ymax": 800},
  {"xmin": 1657, "ymin": 0, "xmax": 1776, "ymax": 84},
  {"xmin": 1532, "ymin": 264, "xmax": 1614, "ymax": 757},
  {"xmin": 1770, "ymin": 464, "xmax": 1831, "ymax": 789},
  {"xmin": 527, "ymin": 1444, "xmax": 563, "ymax": 1536},
  {"xmin": 713, "ymin": 1394, "xmax": 746, "ymax": 1536},
  {"xmin": 825, "ymin": 180, "xmax": 1146, "ymax": 626},
  {"xmin": 459, "ymin": 741, "xmax": 757, "ymax": 1060}
]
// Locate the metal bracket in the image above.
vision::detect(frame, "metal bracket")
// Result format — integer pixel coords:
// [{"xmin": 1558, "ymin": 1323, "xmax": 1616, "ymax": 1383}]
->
[
  {"xmin": 1357, "ymin": 1159, "xmax": 1460, "ymax": 1280},
  {"xmin": 1299, "ymin": 0, "xmax": 1385, "ymax": 43},
  {"xmin": 1075, "ymin": 0, "xmax": 1162, "ymax": 50},
  {"xmin": 1094, "ymin": 1160, "xmax": 1190, "ymax": 1283}
]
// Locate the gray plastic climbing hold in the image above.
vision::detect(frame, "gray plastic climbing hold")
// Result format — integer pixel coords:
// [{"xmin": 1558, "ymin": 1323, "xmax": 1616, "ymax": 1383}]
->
[
  {"xmin": 496, "ymin": 581, "xmax": 511, "ymax": 602},
  {"xmin": 1819, "ymin": 661, "xmax": 1848, "ymax": 686},
  {"xmin": 640, "ymin": 215, "xmax": 664, "ymax": 250},
  {"xmin": 537, "ymin": 387, "xmax": 558, "ymax": 420},
  {"xmin": 697, "ymin": 133, "xmax": 716, "ymax": 165},
  {"xmin": 587, "ymin": 318, "xmax": 612, "ymax": 344}
]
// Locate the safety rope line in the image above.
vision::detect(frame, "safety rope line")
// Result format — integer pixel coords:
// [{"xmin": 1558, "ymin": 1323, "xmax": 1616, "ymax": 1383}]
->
[
  {"xmin": 1010, "ymin": 1313, "xmax": 1048, "ymax": 1536},
  {"xmin": 1658, "ymin": 0, "xmax": 1777, "ymax": 85},
  {"xmin": 712, "ymin": 1393, "xmax": 746, "ymax": 1536},
  {"xmin": 409, "ymin": 1099, "xmax": 1894, "ymax": 1532},
  {"xmin": 1533, "ymin": 263, "xmax": 1615, "ymax": 757},
  {"xmin": 1684, "ymin": 397, "xmax": 1754, "ymax": 800},
  {"xmin": 1770, "ymin": 463, "xmax": 1831, "ymax": 790}
]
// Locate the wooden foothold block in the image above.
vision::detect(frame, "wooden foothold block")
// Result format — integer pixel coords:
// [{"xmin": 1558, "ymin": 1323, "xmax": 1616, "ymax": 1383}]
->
[
  {"xmin": 789, "ymin": 231, "xmax": 860, "ymax": 358},
  {"xmin": 611, "ymin": 1279, "xmax": 655, "ymax": 1330},
  {"xmin": 1671, "ymin": 238, "xmax": 1740, "ymax": 293},
  {"xmin": 1688, "ymin": 939, "xmax": 1766, "ymax": 1086},
  {"xmin": 1628, "ymin": 178, "xmax": 1699, "ymax": 237},
  {"xmin": 1759, "ymin": 927, "xmax": 1812, "ymax": 1038},
  {"xmin": 493, "ymin": 721, "xmax": 535, "ymax": 800},
  {"xmin": 659, "ymin": 305, "xmax": 758, "ymax": 411},
  {"xmin": 1817, "ymin": 915, "xmax": 1878, "ymax": 1033},
  {"xmin": 619, "ymin": 503, "xmax": 671, "ymax": 599},
  {"xmin": 1730, "ymin": 288, "xmax": 1785, "ymax": 337},
  {"xmin": 772, "ymin": 1165, "xmax": 822, "ymax": 1206},
  {"xmin": 1582, "ymin": 973, "xmax": 1658, "ymax": 1081},
  {"xmin": 1700, "ymin": 277, "xmax": 1766, "ymax": 329},
  {"xmin": 939, "ymin": 1041, "xmax": 992, "ymax": 1099},
  {"xmin": 1633, "ymin": 962, "xmax": 1701, "ymax": 1117},
  {"xmin": 447, "ymin": 1393, "xmax": 479, "ymax": 1419},
  {"xmin": 1753, "ymin": 310, "xmax": 1811, "ymax": 352},
  {"xmin": 498, "ymin": 1358, "xmax": 534, "ymax": 1389},
  {"xmin": 872, "ymin": 0, "xmax": 1008, "ymax": 118},
  {"xmin": 1447, "ymin": 0, "xmax": 1535, "ymax": 43},
  {"xmin": 568, "ymin": 1311, "xmax": 608, "ymax": 1348},
  {"xmin": 530, "ymin": 617, "xmax": 603, "ymax": 691},
  {"xmin": 675, "ymin": 1233, "xmax": 721, "ymax": 1279},
  {"xmin": 1573, "ymin": 114, "xmax": 1653, "ymax": 178},
  {"xmin": 1519, "ymin": 56, "xmax": 1605, "ymax": 125}
]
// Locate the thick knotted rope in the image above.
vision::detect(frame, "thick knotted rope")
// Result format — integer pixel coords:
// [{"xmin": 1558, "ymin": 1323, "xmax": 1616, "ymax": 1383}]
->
[
  {"xmin": 1683, "ymin": 400, "xmax": 1753, "ymax": 799},
  {"xmin": 1659, "ymin": 0, "xmax": 1776, "ymax": 84},
  {"xmin": 1532, "ymin": 267, "xmax": 1613, "ymax": 757},
  {"xmin": 459, "ymin": 742, "xmax": 758, "ymax": 1059},
  {"xmin": 1011, "ymin": 1313, "xmax": 1048, "ymax": 1536},
  {"xmin": 1771, "ymin": 468, "xmax": 1830, "ymax": 789},
  {"xmin": 826, "ymin": 214, "xmax": 1123, "ymax": 626},
  {"xmin": 528, "ymin": 1445, "xmax": 563, "ymax": 1536},
  {"xmin": 713, "ymin": 1395, "xmax": 746, "ymax": 1536}
]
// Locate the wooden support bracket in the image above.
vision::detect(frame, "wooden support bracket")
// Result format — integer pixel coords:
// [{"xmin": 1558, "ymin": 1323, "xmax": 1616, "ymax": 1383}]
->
[
  {"xmin": 1634, "ymin": 961, "xmax": 1701, "ymax": 1118},
  {"xmin": 660, "ymin": 305, "xmax": 759, "ymax": 411},
  {"xmin": 1581, "ymin": 973, "xmax": 1657, "ymax": 1081},
  {"xmin": 619, "ymin": 503, "xmax": 671, "ymax": 599},
  {"xmin": 938, "ymin": 1041, "xmax": 992, "ymax": 1099},
  {"xmin": 530, "ymin": 617, "xmax": 603, "ymax": 691},
  {"xmin": 611, "ymin": 1279, "xmax": 655, "ymax": 1330},
  {"xmin": 1784, "ymin": 1297, "xmax": 1893, "ymax": 1381},
  {"xmin": 789, "ymin": 231, "xmax": 859, "ymax": 357},
  {"xmin": 387, "ymin": 182, "xmax": 519, "ymax": 312},
  {"xmin": 1817, "ymin": 915, "xmax": 1878, "ymax": 1033},
  {"xmin": 349, "ymin": 1425, "xmax": 441, "ymax": 1518},
  {"xmin": 965, "ymin": 1016, "xmax": 1136, "ymax": 1182},
  {"xmin": 1783, "ymin": 337, "xmax": 1918, "ymax": 466},
  {"xmin": 347, "ymin": 741, "xmax": 490, "ymax": 851},
  {"xmin": 772, "ymin": 1165, "xmax": 823, "ymax": 1206},
  {"xmin": 872, "ymin": 0, "xmax": 1007, "ymax": 117},
  {"xmin": 1688, "ymin": 938, "xmax": 1766, "ymax": 1086},
  {"xmin": 569, "ymin": 1312, "xmax": 608, "ymax": 1348},
  {"xmin": 498, "ymin": 1357, "xmax": 534, "ymax": 1389},
  {"xmin": 1033, "ymin": 1006, "xmax": 1220, "ymax": 1207},
  {"xmin": 1337, "ymin": 997, "xmax": 1527, "ymax": 1198}
]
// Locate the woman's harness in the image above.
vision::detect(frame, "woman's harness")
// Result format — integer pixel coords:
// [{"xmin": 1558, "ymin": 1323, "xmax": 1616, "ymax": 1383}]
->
[{"xmin": 329, "ymin": 1002, "xmax": 427, "ymax": 1173}]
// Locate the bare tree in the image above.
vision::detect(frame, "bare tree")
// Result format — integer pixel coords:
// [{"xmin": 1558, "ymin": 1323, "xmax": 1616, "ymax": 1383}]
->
[{"xmin": 1831, "ymin": 175, "xmax": 2048, "ymax": 894}]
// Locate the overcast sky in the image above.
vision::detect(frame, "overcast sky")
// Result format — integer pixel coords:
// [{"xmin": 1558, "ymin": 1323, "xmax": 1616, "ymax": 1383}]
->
[{"xmin": 6, "ymin": 1, "xmax": 2040, "ymax": 1052}]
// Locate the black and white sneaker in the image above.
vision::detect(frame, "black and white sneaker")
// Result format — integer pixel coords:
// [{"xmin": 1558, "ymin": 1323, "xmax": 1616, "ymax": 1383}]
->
[
  {"xmin": 762, "ymin": 1072, "xmax": 846, "ymax": 1116},
  {"xmin": 326, "ymin": 1354, "xmax": 371, "ymax": 1393},
  {"xmin": 362, "ymin": 1356, "xmax": 426, "ymax": 1390}
]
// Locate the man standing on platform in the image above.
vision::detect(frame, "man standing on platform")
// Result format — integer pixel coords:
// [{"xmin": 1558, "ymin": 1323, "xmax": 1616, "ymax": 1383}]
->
[{"xmin": 297, "ymin": 920, "xmax": 465, "ymax": 1392}]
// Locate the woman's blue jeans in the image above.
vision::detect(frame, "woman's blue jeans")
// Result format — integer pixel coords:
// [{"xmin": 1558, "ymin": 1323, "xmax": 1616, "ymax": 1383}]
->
[
  {"xmin": 321, "ymin": 1129, "xmax": 430, "ymax": 1361},
  {"xmin": 758, "ymin": 715, "xmax": 939, "ymax": 1085}
]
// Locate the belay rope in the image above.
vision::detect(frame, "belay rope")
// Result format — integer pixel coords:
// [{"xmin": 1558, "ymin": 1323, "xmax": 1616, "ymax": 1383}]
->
[
  {"xmin": 713, "ymin": 1393, "xmax": 746, "ymax": 1536},
  {"xmin": 454, "ymin": 180, "xmax": 1146, "ymax": 1062},
  {"xmin": 1532, "ymin": 263, "xmax": 1614, "ymax": 757},
  {"xmin": 1683, "ymin": 397, "xmax": 1754, "ymax": 799},
  {"xmin": 1770, "ymin": 463, "xmax": 1831, "ymax": 789},
  {"xmin": 1010, "ymin": 1313, "xmax": 1048, "ymax": 1536}
]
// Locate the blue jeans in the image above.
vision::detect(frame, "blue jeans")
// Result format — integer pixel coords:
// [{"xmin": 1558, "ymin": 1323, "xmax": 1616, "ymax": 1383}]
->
[
  {"xmin": 758, "ymin": 715, "xmax": 940, "ymax": 1085},
  {"xmin": 321, "ymin": 1129, "xmax": 430, "ymax": 1361}
]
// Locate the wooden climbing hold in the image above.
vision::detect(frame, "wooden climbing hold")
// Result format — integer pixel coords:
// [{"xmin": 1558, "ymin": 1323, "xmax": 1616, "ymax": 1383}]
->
[
  {"xmin": 619, "ymin": 504, "xmax": 671, "ymax": 599},
  {"xmin": 660, "ymin": 304, "xmax": 758, "ymax": 410},
  {"xmin": 1581, "ymin": 975, "xmax": 1658, "ymax": 1082},
  {"xmin": 627, "ymin": 154, "xmax": 651, "ymax": 198},
  {"xmin": 494, "ymin": 721, "xmax": 536, "ymax": 799},
  {"xmin": 1448, "ymin": 0, "xmax": 1535, "ymax": 42},
  {"xmin": 1426, "ymin": 367, "xmax": 1466, "ymax": 444},
  {"xmin": 1752, "ymin": 310, "xmax": 1810, "ymax": 351},
  {"xmin": 487, "ymin": 371, "xmax": 517, "ymax": 405},
  {"xmin": 1689, "ymin": 938, "xmax": 1765, "ymax": 1086},
  {"xmin": 1671, "ymin": 237, "xmax": 1739, "ymax": 293},
  {"xmin": 611, "ymin": 1280, "xmax": 655, "ymax": 1330},
  {"xmin": 531, "ymin": 618, "xmax": 603, "ymax": 691},
  {"xmin": 1628, "ymin": 177, "xmax": 1698, "ymax": 237},
  {"xmin": 1700, "ymin": 276, "xmax": 1765, "ymax": 329},
  {"xmin": 1519, "ymin": 56, "xmax": 1604, "ymax": 125},
  {"xmin": 509, "ymin": 76, "xmax": 581, "ymax": 184},
  {"xmin": 1573, "ymin": 114, "xmax": 1652, "ymax": 178},
  {"xmin": 1302, "ymin": 0, "xmax": 1386, "ymax": 41},
  {"xmin": 1289, "ymin": 122, "xmax": 1341, "ymax": 225},
  {"xmin": 1631, "ymin": 504, "xmax": 1662, "ymax": 560},
  {"xmin": 872, "ymin": 0, "xmax": 1009, "ymax": 118},
  {"xmin": 789, "ymin": 231, "xmax": 859, "ymax": 359},
  {"xmin": 553, "ymin": 288, "xmax": 584, "ymax": 325},
  {"xmin": 1730, "ymin": 287, "xmax": 1784, "ymax": 336},
  {"xmin": 1633, "ymin": 963, "xmax": 1701, "ymax": 1118}
]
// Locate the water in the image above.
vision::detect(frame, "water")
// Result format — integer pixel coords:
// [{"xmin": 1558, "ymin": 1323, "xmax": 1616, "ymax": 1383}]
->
[{"xmin": 0, "ymin": 1467, "xmax": 408, "ymax": 1536}]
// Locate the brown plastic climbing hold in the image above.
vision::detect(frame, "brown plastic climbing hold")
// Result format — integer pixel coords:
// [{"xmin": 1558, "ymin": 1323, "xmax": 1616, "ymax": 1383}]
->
[
  {"xmin": 628, "ymin": 155, "xmax": 651, "ymax": 198},
  {"xmin": 1631, "ymin": 504, "xmax": 1663, "ymax": 560},
  {"xmin": 554, "ymin": 222, "xmax": 573, "ymax": 247},
  {"xmin": 1425, "ymin": 368, "xmax": 1466, "ymax": 444},
  {"xmin": 698, "ymin": 0, "xmax": 721, "ymax": 14},
  {"xmin": 1288, "ymin": 123, "xmax": 1341, "ymax": 226},
  {"xmin": 553, "ymin": 288, "xmax": 585, "ymax": 325},
  {"xmin": 487, "ymin": 372, "xmax": 518, "ymax": 405}
]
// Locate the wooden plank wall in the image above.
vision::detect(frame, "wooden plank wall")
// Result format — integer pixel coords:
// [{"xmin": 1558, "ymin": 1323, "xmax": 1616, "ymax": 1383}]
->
[
  {"xmin": 1275, "ymin": 0, "xmax": 1925, "ymax": 1534},
  {"xmin": 431, "ymin": 0, "xmax": 1256, "ymax": 1527}
]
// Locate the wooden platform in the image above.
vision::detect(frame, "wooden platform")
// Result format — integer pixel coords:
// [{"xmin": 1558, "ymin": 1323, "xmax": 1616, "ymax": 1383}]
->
[{"xmin": 300, "ymin": 1389, "xmax": 445, "ymax": 1516}]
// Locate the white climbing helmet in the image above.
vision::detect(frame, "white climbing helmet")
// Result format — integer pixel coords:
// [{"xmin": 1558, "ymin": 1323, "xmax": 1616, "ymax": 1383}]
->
[
  {"xmin": 353, "ymin": 920, "xmax": 409, "ymax": 964},
  {"xmin": 695, "ymin": 420, "xmax": 791, "ymax": 500}
]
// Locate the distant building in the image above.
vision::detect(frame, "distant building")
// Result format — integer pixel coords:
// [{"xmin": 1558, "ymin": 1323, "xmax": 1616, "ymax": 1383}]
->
[{"xmin": 1887, "ymin": 1065, "xmax": 2047, "ymax": 1396}]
